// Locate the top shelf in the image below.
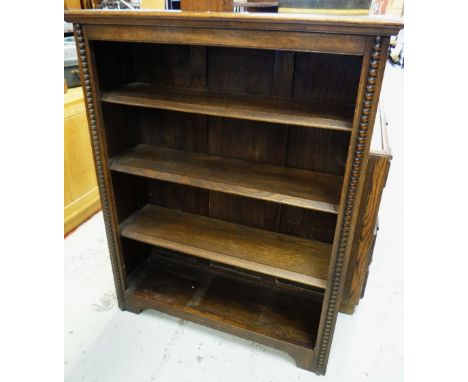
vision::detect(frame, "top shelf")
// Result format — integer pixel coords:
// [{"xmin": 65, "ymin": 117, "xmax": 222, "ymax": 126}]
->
[{"xmin": 101, "ymin": 83, "xmax": 354, "ymax": 132}]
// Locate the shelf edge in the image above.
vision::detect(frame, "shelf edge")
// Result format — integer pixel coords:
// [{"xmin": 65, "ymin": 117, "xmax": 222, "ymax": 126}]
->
[
  {"xmin": 101, "ymin": 92, "xmax": 354, "ymax": 132},
  {"xmin": 110, "ymin": 160, "xmax": 340, "ymax": 214}
]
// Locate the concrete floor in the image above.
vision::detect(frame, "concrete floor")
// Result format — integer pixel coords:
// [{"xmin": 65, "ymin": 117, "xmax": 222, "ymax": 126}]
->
[{"xmin": 65, "ymin": 65, "xmax": 403, "ymax": 382}]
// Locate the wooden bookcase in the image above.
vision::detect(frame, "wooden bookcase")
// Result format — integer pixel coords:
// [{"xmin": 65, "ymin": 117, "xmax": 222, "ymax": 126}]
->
[{"xmin": 65, "ymin": 10, "xmax": 402, "ymax": 374}]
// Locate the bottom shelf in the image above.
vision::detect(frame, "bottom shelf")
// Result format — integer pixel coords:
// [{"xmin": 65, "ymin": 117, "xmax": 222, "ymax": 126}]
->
[{"xmin": 126, "ymin": 251, "xmax": 323, "ymax": 351}]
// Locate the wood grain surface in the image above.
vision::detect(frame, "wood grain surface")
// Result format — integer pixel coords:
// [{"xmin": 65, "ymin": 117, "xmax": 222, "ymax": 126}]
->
[
  {"xmin": 120, "ymin": 205, "xmax": 332, "ymax": 288},
  {"xmin": 127, "ymin": 252, "xmax": 322, "ymax": 348},
  {"xmin": 110, "ymin": 144, "xmax": 342, "ymax": 213},
  {"xmin": 65, "ymin": 10, "xmax": 403, "ymax": 36},
  {"xmin": 101, "ymin": 83, "xmax": 354, "ymax": 131},
  {"xmin": 125, "ymin": 251, "xmax": 321, "ymax": 365}
]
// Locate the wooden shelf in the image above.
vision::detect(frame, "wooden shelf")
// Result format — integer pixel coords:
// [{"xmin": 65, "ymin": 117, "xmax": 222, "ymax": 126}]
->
[
  {"xmin": 120, "ymin": 205, "xmax": 332, "ymax": 289},
  {"xmin": 126, "ymin": 252, "xmax": 322, "ymax": 349},
  {"xmin": 101, "ymin": 83, "xmax": 354, "ymax": 132},
  {"xmin": 111, "ymin": 144, "xmax": 342, "ymax": 214}
]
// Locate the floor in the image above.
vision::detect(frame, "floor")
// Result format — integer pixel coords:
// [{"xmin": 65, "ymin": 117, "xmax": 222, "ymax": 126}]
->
[{"xmin": 65, "ymin": 65, "xmax": 403, "ymax": 382}]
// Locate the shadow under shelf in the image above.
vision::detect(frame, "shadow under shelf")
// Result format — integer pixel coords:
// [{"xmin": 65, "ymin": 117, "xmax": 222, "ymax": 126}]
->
[{"xmin": 125, "ymin": 249, "xmax": 323, "ymax": 351}]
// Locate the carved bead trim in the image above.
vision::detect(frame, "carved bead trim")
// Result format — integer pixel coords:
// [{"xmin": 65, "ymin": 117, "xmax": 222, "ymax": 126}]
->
[
  {"xmin": 316, "ymin": 36, "xmax": 383, "ymax": 371},
  {"xmin": 74, "ymin": 24, "xmax": 125, "ymax": 309}
]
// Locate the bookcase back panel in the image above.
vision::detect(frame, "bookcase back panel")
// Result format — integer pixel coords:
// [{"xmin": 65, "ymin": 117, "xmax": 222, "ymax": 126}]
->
[
  {"xmin": 92, "ymin": 42, "xmax": 134, "ymax": 90},
  {"xmin": 208, "ymin": 191, "xmax": 282, "ymax": 233},
  {"xmin": 120, "ymin": 237, "xmax": 150, "ymax": 277},
  {"xmin": 111, "ymin": 171, "xmax": 146, "ymax": 223},
  {"xmin": 210, "ymin": 192, "xmax": 336, "ymax": 244},
  {"xmin": 293, "ymin": 52, "xmax": 362, "ymax": 104},
  {"xmin": 101, "ymin": 104, "xmax": 140, "ymax": 158},
  {"xmin": 286, "ymin": 126, "xmax": 350, "ymax": 175},
  {"xmin": 145, "ymin": 179, "xmax": 210, "ymax": 216},
  {"xmin": 280, "ymin": 206, "xmax": 337, "ymax": 244},
  {"xmin": 207, "ymin": 116, "xmax": 288, "ymax": 165},
  {"xmin": 132, "ymin": 44, "xmax": 195, "ymax": 88},
  {"xmin": 138, "ymin": 108, "xmax": 209, "ymax": 153},
  {"xmin": 207, "ymin": 47, "xmax": 275, "ymax": 96}
]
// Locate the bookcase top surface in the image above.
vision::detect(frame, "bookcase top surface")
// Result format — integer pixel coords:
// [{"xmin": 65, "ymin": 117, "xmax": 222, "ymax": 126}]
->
[{"xmin": 64, "ymin": 10, "xmax": 403, "ymax": 36}]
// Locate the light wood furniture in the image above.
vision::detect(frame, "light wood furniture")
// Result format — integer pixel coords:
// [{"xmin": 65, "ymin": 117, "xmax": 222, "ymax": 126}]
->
[
  {"xmin": 140, "ymin": 0, "xmax": 165, "ymax": 9},
  {"xmin": 64, "ymin": 87, "xmax": 101, "ymax": 234},
  {"xmin": 64, "ymin": 0, "xmax": 83, "ymax": 9},
  {"xmin": 65, "ymin": 10, "xmax": 402, "ymax": 374}
]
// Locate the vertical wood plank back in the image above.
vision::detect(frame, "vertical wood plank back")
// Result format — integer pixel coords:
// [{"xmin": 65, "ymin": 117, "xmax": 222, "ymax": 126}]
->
[{"xmin": 273, "ymin": 51, "xmax": 295, "ymax": 98}]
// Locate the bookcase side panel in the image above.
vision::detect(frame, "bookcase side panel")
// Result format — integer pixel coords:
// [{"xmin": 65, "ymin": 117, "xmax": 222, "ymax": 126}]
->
[
  {"xmin": 75, "ymin": 24, "xmax": 129, "ymax": 309},
  {"xmin": 312, "ymin": 35, "xmax": 390, "ymax": 374}
]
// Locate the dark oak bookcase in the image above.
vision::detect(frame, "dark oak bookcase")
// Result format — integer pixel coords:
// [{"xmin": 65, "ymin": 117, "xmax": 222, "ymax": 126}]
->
[{"xmin": 65, "ymin": 10, "xmax": 402, "ymax": 374}]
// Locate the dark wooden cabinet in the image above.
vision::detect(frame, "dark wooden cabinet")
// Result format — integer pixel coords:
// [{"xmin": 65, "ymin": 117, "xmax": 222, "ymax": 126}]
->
[
  {"xmin": 341, "ymin": 104, "xmax": 392, "ymax": 314},
  {"xmin": 65, "ymin": 10, "xmax": 402, "ymax": 374}
]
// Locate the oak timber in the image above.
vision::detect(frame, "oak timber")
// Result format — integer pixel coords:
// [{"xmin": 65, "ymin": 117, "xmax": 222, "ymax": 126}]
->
[
  {"xmin": 110, "ymin": 144, "xmax": 342, "ymax": 213},
  {"xmin": 101, "ymin": 83, "xmax": 354, "ymax": 131},
  {"xmin": 120, "ymin": 205, "xmax": 332, "ymax": 288}
]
